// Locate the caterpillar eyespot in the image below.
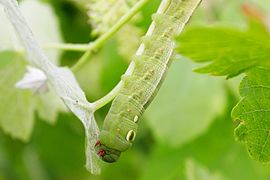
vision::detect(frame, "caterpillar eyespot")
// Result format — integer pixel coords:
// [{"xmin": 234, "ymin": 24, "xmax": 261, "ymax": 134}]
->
[
  {"xmin": 96, "ymin": 0, "xmax": 202, "ymax": 163},
  {"xmin": 126, "ymin": 130, "xmax": 136, "ymax": 142}
]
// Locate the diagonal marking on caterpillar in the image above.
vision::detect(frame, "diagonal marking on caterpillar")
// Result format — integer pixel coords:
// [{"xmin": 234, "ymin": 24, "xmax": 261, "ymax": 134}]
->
[{"xmin": 95, "ymin": 0, "xmax": 202, "ymax": 163}]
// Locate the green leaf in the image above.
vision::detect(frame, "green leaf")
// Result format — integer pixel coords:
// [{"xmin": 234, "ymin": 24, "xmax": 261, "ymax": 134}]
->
[
  {"xmin": 35, "ymin": 91, "xmax": 65, "ymax": 124},
  {"xmin": 232, "ymin": 66, "xmax": 270, "ymax": 163},
  {"xmin": 2, "ymin": 1, "xmax": 101, "ymax": 174},
  {"xmin": 0, "ymin": 52, "xmax": 34, "ymax": 141},
  {"xmin": 0, "ymin": 51, "xmax": 14, "ymax": 69},
  {"xmin": 141, "ymin": 99, "xmax": 270, "ymax": 180},
  {"xmin": 145, "ymin": 59, "xmax": 226, "ymax": 146},
  {"xmin": 177, "ymin": 24, "xmax": 270, "ymax": 164},
  {"xmin": 1, "ymin": 0, "xmax": 64, "ymax": 124},
  {"xmin": 177, "ymin": 27, "xmax": 270, "ymax": 78}
]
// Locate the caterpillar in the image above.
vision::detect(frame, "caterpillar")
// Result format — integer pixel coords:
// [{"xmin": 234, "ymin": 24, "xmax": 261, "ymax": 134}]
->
[{"xmin": 95, "ymin": 0, "xmax": 202, "ymax": 163}]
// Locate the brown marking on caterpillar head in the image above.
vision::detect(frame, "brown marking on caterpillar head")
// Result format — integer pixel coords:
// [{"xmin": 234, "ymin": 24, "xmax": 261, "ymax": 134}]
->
[{"xmin": 95, "ymin": 140, "xmax": 121, "ymax": 163}]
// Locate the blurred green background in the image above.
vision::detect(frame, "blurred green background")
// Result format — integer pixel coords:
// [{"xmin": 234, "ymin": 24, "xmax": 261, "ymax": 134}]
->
[{"xmin": 0, "ymin": 0, "xmax": 270, "ymax": 179}]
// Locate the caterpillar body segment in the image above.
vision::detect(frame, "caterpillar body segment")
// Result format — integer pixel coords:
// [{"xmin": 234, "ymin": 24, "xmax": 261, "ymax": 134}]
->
[{"xmin": 95, "ymin": 0, "xmax": 202, "ymax": 163}]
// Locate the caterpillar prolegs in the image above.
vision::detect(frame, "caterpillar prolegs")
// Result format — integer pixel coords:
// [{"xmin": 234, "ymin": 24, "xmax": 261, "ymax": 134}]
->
[{"xmin": 95, "ymin": 0, "xmax": 202, "ymax": 163}]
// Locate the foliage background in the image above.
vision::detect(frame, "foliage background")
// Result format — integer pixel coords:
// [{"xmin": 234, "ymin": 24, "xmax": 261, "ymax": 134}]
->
[{"xmin": 0, "ymin": 0, "xmax": 270, "ymax": 179}]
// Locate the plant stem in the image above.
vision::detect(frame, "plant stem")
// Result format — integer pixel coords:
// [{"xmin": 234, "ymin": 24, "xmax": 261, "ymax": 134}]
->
[
  {"xmin": 43, "ymin": 43, "xmax": 91, "ymax": 51},
  {"xmin": 71, "ymin": 0, "xmax": 149, "ymax": 72},
  {"xmin": 13, "ymin": 43, "xmax": 91, "ymax": 53},
  {"xmin": 92, "ymin": 0, "xmax": 172, "ymax": 111},
  {"xmin": 93, "ymin": 81, "xmax": 123, "ymax": 110}
]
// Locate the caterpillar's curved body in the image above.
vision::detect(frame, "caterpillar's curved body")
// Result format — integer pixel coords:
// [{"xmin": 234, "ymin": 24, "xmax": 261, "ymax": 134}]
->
[{"xmin": 95, "ymin": 0, "xmax": 201, "ymax": 163}]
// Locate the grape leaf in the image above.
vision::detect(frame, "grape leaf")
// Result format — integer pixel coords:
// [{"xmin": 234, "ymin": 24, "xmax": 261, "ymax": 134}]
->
[
  {"xmin": 0, "ymin": 51, "xmax": 14, "ymax": 69},
  {"xmin": 176, "ymin": 24, "xmax": 270, "ymax": 163},
  {"xmin": 1, "ymin": 0, "xmax": 101, "ymax": 174},
  {"xmin": 177, "ymin": 27, "xmax": 270, "ymax": 78},
  {"xmin": 0, "ymin": 0, "xmax": 64, "ymax": 124},
  {"xmin": 0, "ymin": 52, "xmax": 34, "ymax": 141},
  {"xmin": 20, "ymin": 0, "xmax": 65, "ymax": 124},
  {"xmin": 232, "ymin": 66, "xmax": 270, "ymax": 162},
  {"xmin": 141, "ymin": 101, "xmax": 270, "ymax": 180},
  {"xmin": 35, "ymin": 91, "xmax": 65, "ymax": 124}
]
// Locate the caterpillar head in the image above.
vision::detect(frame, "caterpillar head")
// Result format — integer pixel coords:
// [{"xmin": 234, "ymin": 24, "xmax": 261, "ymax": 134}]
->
[
  {"xmin": 95, "ymin": 140, "xmax": 121, "ymax": 163},
  {"xmin": 96, "ymin": 130, "xmax": 133, "ymax": 163}
]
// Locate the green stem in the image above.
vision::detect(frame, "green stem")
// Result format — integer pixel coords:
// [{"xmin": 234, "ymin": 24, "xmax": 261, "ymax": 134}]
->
[
  {"xmin": 92, "ymin": 0, "xmax": 172, "ymax": 111},
  {"xmin": 93, "ymin": 81, "xmax": 124, "ymax": 110},
  {"xmin": 43, "ymin": 43, "xmax": 91, "ymax": 52},
  {"xmin": 13, "ymin": 43, "xmax": 91, "ymax": 53},
  {"xmin": 71, "ymin": 0, "xmax": 149, "ymax": 72}
]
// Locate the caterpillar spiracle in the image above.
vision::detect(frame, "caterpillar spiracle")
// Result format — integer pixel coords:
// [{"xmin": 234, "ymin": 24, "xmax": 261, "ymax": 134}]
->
[{"xmin": 95, "ymin": 0, "xmax": 202, "ymax": 163}]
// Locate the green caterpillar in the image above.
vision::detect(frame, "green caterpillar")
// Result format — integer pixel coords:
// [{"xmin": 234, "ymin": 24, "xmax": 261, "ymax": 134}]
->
[{"xmin": 95, "ymin": 0, "xmax": 201, "ymax": 163}]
